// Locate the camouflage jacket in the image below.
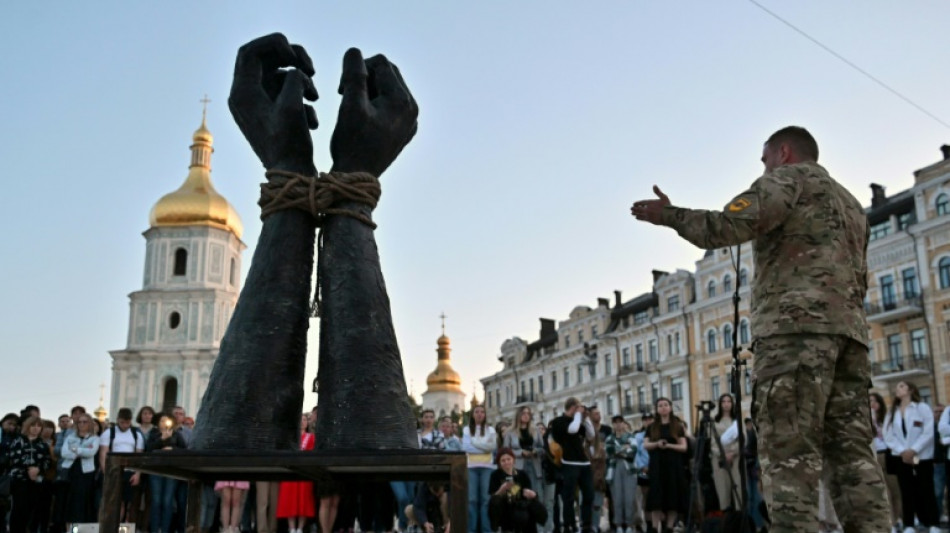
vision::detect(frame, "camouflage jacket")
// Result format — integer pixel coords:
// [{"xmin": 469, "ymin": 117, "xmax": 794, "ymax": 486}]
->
[{"xmin": 659, "ymin": 161, "xmax": 869, "ymax": 345}]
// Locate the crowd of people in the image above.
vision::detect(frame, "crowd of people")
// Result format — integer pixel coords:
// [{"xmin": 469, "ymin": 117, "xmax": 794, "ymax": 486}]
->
[{"xmin": 13, "ymin": 383, "xmax": 949, "ymax": 533}]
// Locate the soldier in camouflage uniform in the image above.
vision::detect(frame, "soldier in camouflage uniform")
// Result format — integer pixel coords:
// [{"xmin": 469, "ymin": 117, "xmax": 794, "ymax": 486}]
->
[{"xmin": 630, "ymin": 126, "xmax": 890, "ymax": 533}]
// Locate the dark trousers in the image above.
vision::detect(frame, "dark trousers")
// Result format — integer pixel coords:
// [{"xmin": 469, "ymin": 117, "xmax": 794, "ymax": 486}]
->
[
  {"xmin": 897, "ymin": 458, "xmax": 939, "ymax": 527},
  {"xmin": 10, "ymin": 479, "xmax": 42, "ymax": 533},
  {"xmin": 51, "ymin": 480, "xmax": 70, "ymax": 533},
  {"xmin": 558, "ymin": 464, "xmax": 593, "ymax": 532}
]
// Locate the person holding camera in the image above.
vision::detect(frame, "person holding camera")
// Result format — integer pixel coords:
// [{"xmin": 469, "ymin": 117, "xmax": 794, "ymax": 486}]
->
[
  {"xmin": 549, "ymin": 397, "xmax": 595, "ymax": 533},
  {"xmin": 489, "ymin": 448, "xmax": 545, "ymax": 533}
]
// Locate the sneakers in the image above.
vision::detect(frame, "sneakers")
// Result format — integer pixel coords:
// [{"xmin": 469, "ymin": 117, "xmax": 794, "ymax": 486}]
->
[
  {"xmin": 929, "ymin": 527, "xmax": 942, "ymax": 533},
  {"xmin": 903, "ymin": 528, "xmax": 915, "ymax": 533}
]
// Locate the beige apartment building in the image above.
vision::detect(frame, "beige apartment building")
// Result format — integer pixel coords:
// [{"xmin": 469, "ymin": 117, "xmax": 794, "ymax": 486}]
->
[{"xmin": 481, "ymin": 145, "xmax": 950, "ymax": 427}]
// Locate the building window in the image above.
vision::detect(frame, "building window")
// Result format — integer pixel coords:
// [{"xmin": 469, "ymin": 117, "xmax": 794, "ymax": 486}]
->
[
  {"xmin": 739, "ymin": 319, "xmax": 750, "ymax": 345},
  {"xmin": 711, "ymin": 376, "xmax": 721, "ymax": 399},
  {"xmin": 940, "ymin": 257, "xmax": 950, "ymax": 289},
  {"xmin": 496, "ymin": 390, "xmax": 501, "ymax": 407},
  {"xmin": 634, "ymin": 311, "xmax": 648, "ymax": 325},
  {"xmin": 538, "ymin": 376, "xmax": 544, "ymax": 394},
  {"xmin": 723, "ymin": 324, "xmax": 733, "ymax": 349},
  {"xmin": 671, "ymin": 380, "xmax": 683, "ymax": 401},
  {"xmin": 169, "ymin": 312, "xmax": 181, "ymax": 329},
  {"xmin": 667, "ymin": 335, "xmax": 673, "ymax": 358},
  {"xmin": 723, "ymin": 274, "xmax": 733, "ymax": 293},
  {"xmin": 708, "ymin": 280, "xmax": 717, "ymax": 298},
  {"xmin": 637, "ymin": 386, "xmax": 645, "ymax": 407},
  {"xmin": 173, "ymin": 248, "xmax": 188, "ymax": 276},
  {"xmin": 648, "ymin": 340, "xmax": 658, "ymax": 362},
  {"xmin": 605, "ymin": 354, "xmax": 613, "ymax": 376},
  {"xmin": 229, "ymin": 258, "xmax": 237, "ymax": 286},
  {"xmin": 487, "ymin": 392, "xmax": 492, "ymax": 408},
  {"xmin": 898, "ymin": 212, "xmax": 916, "ymax": 230},
  {"xmin": 622, "ymin": 347, "xmax": 631, "ymax": 367},
  {"xmin": 937, "ymin": 193, "xmax": 950, "ymax": 216},
  {"xmin": 667, "ymin": 295, "xmax": 680, "ymax": 312},
  {"xmin": 578, "ymin": 330, "xmax": 584, "ymax": 343},
  {"xmin": 674, "ymin": 332, "xmax": 681, "ymax": 354},
  {"xmin": 651, "ymin": 383, "xmax": 659, "ymax": 403},
  {"xmin": 551, "ymin": 371, "xmax": 557, "ymax": 391},
  {"xmin": 607, "ymin": 394, "xmax": 614, "ymax": 415},
  {"xmin": 880, "ymin": 275, "xmax": 896, "ymax": 307},
  {"xmin": 592, "ymin": 325, "xmax": 598, "ymax": 337},
  {"xmin": 911, "ymin": 329, "xmax": 928, "ymax": 360},
  {"xmin": 577, "ymin": 365, "xmax": 584, "ymax": 384},
  {"xmin": 564, "ymin": 333, "xmax": 570, "ymax": 348},
  {"xmin": 739, "ymin": 268, "xmax": 748, "ymax": 287},
  {"xmin": 887, "ymin": 334, "xmax": 902, "ymax": 365},
  {"xmin": 707, "ymin": 330, "xmax": 718, "ymax": 353},
  {"xmin": 902, "ymin": 268, "xmax": 918, "ymax": 298},
  {"xmin": 530, "ymin": 379, "xmax": 535, "ymax": 396},
  {"xmin": 521, "ymin": 381, "xmax": 526, "ymax": 397},
  {"xmin": 870, "ymin": 221, "xmax": 891, "ymax": 241},
  {"xmin": 625, "ymin": 389, "xmax": 633, "ymax": 409},
  {"xmin": 635, "ymin": 344, "xmax": 644, "ymax": 368},
  {"xmin": 563, "ymin": 367, "xmax": 570, "ymax": 388}
]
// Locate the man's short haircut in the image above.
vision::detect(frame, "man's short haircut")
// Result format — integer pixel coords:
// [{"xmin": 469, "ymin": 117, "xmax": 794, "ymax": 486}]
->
[
  {"xmin": 611, "ymin": 415, "xmax": 625, "ymax": 423},
  {"xmin": 58, "ymin": 414, "xmax": 70, "ymax": 421},
  {"xmin": 70, "ymin": 405, "xmax": 86, "ymax": 416},
  {"xmin": 439, "ymin": 415, "xmax": 453, "ymax": 424},
  {"xmin": 117, "ymin": 408, "xmax": 133, "ymax": 421},
  {"xmin": 564, "ymin": 397, "xmax": 581, "ymax": 411},
  {"xmin": 420, "ymin": 408, "xmax": 435, "ymax": 417},
  {"xmin": 766, "ymin": 126, "xmax": 819, "ymax": 162}
]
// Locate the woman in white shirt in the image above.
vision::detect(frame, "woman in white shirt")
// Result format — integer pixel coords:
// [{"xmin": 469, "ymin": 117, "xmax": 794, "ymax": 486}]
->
[
  {"xmin": 884, "ymin": 381, "xmax": 939, "ymax": 533},
  {"xmin": 463, "ymin": 405, "xmax": 496, "ymax": 533}
]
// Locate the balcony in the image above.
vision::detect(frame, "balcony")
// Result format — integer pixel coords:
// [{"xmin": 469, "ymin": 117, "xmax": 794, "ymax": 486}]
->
[
  {"xmin": 619, "ymin": 363, "xmax": 643, "ymax": 376},
  {"xmin": 515, "ymin": 394, "xmax": 538, "ymax": 404},
  {"xmin": 866, "ymin": 295, "xmax": 923, "ymax": 323},
  {"xmin": 871, "ymin": 355, "xmax": 932, "ymax": 380}
]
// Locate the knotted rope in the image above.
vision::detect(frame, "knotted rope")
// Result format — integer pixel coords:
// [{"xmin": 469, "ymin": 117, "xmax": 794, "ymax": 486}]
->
[{"xmin": 259, "ymin": 169, "xmax": 381, "ymax": 317}]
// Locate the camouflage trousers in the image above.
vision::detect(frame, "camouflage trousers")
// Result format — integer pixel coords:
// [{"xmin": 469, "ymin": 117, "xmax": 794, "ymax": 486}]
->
[{"xmin": 751, "ymin": 334, "xmax": 890, "ymax": 533}]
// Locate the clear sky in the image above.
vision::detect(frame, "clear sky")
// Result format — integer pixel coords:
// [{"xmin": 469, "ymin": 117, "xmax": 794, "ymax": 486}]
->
[{"xmin": 2, "ymin": 2, "xmax": 949, "ymax": 419}]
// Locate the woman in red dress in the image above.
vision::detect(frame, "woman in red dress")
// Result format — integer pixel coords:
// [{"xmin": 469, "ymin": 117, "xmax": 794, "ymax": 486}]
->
[{"xmin": 278, "ymin": 414, "xmax": 316, "ymax": 533}]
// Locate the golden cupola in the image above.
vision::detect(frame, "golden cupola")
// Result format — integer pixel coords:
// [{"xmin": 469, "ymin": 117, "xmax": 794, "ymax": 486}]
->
[
  {"xmin": 426, "ymin": 332, "xmax": 464, "ymax": 394},
  {"xmin": 148, "ymin": 110, "xmax": 243, "ymax": 238}
]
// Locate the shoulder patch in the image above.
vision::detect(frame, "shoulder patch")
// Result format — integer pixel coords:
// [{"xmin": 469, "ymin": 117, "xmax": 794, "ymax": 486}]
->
[{"xmin": 728, "ymin": 198, "xmax": 752, "ymax": 212}]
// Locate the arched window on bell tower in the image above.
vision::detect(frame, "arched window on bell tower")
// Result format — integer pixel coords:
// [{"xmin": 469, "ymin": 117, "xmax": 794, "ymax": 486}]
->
[
  {"xmin": 173, "ymin": 248, "xmax": 187, "ymax": 276},
  {"xmin": 162, "ymin": 377, "xmax": 179, "ymax": 415}
]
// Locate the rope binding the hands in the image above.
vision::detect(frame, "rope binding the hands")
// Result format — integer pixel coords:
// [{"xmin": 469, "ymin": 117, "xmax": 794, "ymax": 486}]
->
[
  {"xmin": 260, "ymin": 170, "xmax": 381, "ymax": 228},
  {"xmin": 259, "ymin": 169, "xmax": 382, "ymax": 317}
]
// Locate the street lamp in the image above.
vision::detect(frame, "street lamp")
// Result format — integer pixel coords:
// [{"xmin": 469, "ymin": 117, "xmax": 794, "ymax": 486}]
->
[{"xmin": 583, "ymin": 342, "xmax": 597, "ymax": 405}]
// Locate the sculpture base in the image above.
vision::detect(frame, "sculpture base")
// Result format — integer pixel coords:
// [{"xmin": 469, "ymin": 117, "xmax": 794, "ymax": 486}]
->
[{"xmin": 98, "ymin": 450, "xmax": 468, "ymax": 533}]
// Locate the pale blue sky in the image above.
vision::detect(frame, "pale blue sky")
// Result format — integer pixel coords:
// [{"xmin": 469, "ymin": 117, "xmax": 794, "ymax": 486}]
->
[{"xmin": 2, "ymin": 2, "xmax": 949, "ymax": 418}]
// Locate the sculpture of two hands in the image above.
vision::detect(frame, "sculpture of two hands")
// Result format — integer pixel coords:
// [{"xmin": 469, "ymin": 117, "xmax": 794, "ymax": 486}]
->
[{"xmin": 192, "ymin": 33, "xmax": 420, "ymax": 451}]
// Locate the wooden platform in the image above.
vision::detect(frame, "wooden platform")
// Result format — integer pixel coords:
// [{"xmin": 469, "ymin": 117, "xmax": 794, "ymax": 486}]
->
[{"xmin": 98, "ymin": 450, "xmax": 468, "ymax": 533}]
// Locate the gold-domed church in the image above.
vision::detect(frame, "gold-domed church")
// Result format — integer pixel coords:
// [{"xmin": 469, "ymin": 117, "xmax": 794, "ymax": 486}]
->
[
  {"xmin": 421, "ymin": 316, "xmax": 466, "ymax": 417},
  {"xmin": 109, "ymin": 103, "xmax": 246, "ymax": 418}
]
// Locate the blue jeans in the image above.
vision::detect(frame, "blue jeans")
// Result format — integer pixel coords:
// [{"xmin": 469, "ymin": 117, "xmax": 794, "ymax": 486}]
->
[
  {"xmin": 390, "ymin": 481, "xmax": 416, "ymax": 530},
  {"xmin": 935, "ymin": 462, "xmax": 947, "ymax": 521},
  {"xmin": 468, "ymin": 467, "xmax": 492, "ymax": 533},
  {"xmin": 150, "ymin": 475, "xmax": 179, "ymax": 533}
]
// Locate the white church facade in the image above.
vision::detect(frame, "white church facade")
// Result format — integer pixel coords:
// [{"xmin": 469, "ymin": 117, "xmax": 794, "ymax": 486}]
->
[{"xmin": 109, "ymin": 112, "xmax": 245, "ymax": 417}]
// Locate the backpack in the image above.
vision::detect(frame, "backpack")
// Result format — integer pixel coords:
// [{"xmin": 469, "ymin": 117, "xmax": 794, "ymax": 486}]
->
[{"xmin": 108, "ymin": 424, "xmax": 142, "ymax": 452}]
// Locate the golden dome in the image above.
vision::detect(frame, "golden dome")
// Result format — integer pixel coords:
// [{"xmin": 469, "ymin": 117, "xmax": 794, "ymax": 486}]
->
[
  {"xmin": 426, "ymin": 333, "xmax": 464, "ymax": 393},
  {"xmin": 149, "ymin": 116, "xmax": 243, "ymax": 238}
]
